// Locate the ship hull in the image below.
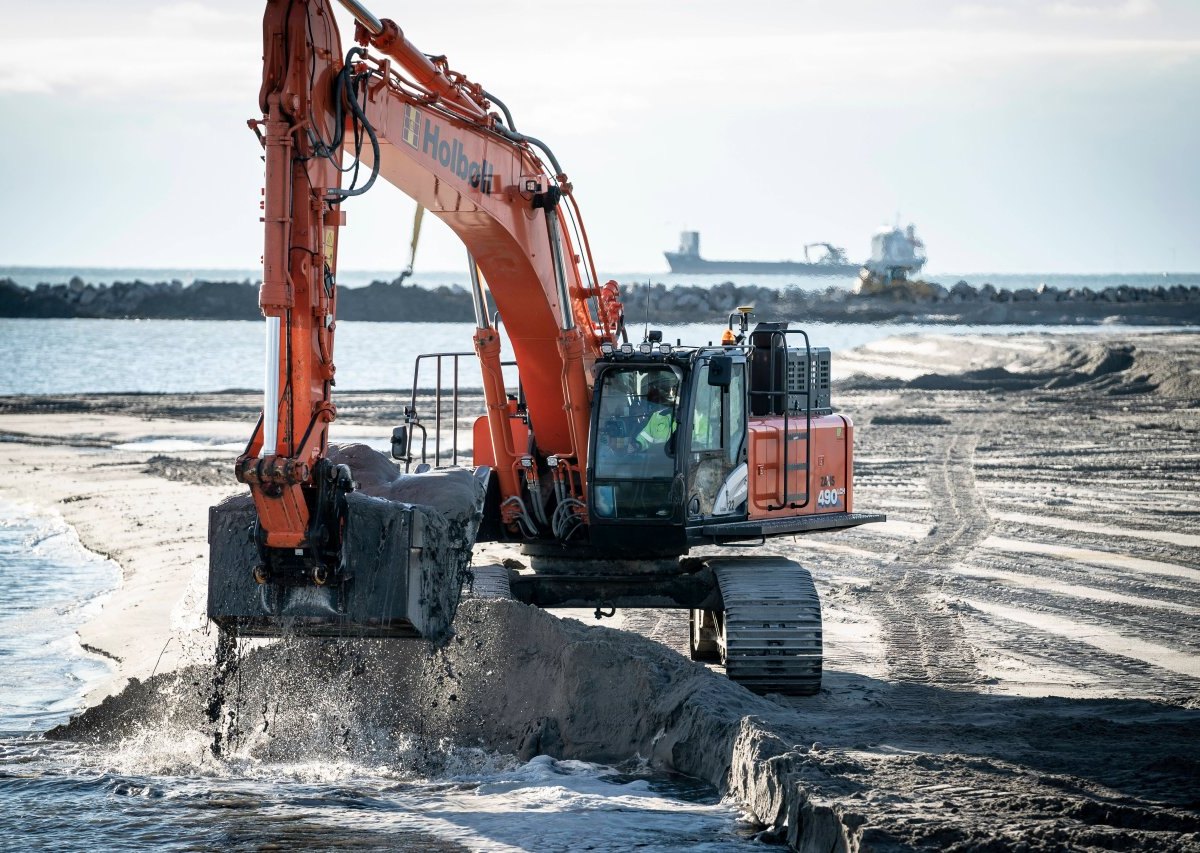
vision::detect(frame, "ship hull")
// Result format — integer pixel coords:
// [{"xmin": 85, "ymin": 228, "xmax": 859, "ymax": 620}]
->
[{"xmin": 664, "ymin": 253, "xmax": 858, "ymax": 276}]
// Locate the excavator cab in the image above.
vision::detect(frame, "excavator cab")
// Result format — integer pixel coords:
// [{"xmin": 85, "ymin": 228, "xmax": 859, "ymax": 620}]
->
[
  {"xmin": 587, "ymin": 346, "xmax": 749, "ymax": 557},
  {"xmin": 586, "ymin": 324, "xmax": 886, "ymax": 556},
  {"xmin": 591, "ymin": 365, "xmax": 684, "ymax": 519}
]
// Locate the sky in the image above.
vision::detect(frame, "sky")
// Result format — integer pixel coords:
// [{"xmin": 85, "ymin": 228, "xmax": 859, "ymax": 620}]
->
[{"xmin": 0, "ymin": 0, "xmax": 1197, "ymax": 275}]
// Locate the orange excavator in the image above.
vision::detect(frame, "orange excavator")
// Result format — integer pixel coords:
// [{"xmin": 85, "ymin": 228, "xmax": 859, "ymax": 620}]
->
[{"xmin": 208, "ymin": 0, "xmax": 883, "ymax": 695}]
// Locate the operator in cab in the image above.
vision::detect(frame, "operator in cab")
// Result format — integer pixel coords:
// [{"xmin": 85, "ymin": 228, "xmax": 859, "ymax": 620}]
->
[{"xmin": 635, "ymin": 372, "xmax": 685, "ymax": 450}]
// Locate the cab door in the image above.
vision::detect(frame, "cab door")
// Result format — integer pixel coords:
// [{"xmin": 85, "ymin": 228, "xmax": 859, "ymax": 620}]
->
[{"xmin": 684, "ymin": 356, "xmax": 747, "ymax": 522}]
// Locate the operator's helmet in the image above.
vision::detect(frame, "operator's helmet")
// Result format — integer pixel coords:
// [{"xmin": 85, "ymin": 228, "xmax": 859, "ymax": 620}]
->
[{"xmin": 645, "ymin": 372, "xmax": 678, "ymax": 406}]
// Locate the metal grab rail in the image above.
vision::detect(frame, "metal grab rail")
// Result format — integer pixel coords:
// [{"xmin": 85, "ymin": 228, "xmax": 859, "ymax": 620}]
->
[
  {"xmin": 745, "ymin": 329, "xmax": 814, "ymax": 511},
  {"xmin": 403, "ymin": 351, "xmax": 518, "ymax": 471}
]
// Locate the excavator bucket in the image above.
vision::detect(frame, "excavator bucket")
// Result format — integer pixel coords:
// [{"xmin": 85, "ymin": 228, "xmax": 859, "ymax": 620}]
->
[{"xmin": 207, "ymin": 445, "xmax": 488, "ymax": 642}]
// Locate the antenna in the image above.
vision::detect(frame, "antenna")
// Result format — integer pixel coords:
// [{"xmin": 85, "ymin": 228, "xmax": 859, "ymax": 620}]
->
[{"xmin": 643, "ymin": 277, "xmax": 651, "ymax": 342}]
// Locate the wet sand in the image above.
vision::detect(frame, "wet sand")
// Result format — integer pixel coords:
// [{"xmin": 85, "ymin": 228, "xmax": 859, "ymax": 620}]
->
[{"xmin": 3, "ymin": 330, "xmax": 1198, "ymax": 851}]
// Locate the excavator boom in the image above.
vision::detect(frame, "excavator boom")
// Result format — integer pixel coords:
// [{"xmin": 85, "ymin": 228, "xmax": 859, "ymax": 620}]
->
[{"xmin": 209, "ymin": 0, "xmax": 622, "ymax": 640}]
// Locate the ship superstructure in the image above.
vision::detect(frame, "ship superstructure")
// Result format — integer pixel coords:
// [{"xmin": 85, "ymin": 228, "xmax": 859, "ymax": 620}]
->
[{"xmin": 863, "ymin": 224, "xmax": 926, "ymax": 283}]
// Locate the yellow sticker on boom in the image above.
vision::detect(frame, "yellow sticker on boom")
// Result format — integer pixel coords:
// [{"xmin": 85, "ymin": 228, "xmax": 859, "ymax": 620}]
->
[{"xmin": 323, "ymin": 227, "xmax": 336, "ymax": 268}]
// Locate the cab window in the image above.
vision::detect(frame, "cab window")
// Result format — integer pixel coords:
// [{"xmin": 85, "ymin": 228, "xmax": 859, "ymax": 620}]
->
[
  {"xmin": 728, "ymin": 363, "xmax": 745, "ymax": 464},
  {"xmin": 691, "ymin": 363, "xmax": 722, "ymax": 451}
]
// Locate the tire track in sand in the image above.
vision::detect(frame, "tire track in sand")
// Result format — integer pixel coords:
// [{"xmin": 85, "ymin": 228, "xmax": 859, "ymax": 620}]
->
[{"xmin": 872, "ymin": 429, "xmax": 989, "ymax": 691}]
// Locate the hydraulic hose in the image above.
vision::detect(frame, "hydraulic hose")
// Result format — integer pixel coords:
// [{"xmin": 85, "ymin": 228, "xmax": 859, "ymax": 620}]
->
[
  {"xmin": 328, "ymin": 49, "xmax": 380, "ymax": 201},
  {"xmin": 482, "ymin": 89, "xmax": 517, "ymax": 132},
  {"xmin": 493, "ymin": 124, "xmax": 563, "ymax": 178}
]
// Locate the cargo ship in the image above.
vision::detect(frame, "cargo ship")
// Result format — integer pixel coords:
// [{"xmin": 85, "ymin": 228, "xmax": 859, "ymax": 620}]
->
[{"xmin": 663, "ymin": 231, "xmax": 858, "ymax": 276}]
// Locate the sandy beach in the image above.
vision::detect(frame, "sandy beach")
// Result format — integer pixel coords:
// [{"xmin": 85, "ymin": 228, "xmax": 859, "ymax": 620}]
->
[{"xmin": 4, "ymin": 330, "xmax": 1199, "ymax": 850}]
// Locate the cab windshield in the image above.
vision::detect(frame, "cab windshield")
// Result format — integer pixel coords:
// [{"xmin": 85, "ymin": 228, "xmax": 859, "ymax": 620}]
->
[{"xmin": 591, "ymin": 366, "xmax": 681, "ymax": 520}]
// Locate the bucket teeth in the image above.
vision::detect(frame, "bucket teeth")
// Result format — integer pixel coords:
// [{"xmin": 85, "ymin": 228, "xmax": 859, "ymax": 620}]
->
[{"xmin": 207, "ymin": 464, "xmax": 487, "ymax": 641}]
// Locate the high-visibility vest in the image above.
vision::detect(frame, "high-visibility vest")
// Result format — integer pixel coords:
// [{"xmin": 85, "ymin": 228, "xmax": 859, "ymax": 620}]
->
[
  {"xmin": 635, "ymin": 409, "xmax": 676, "ymax": 448},
  {"xmin": 635, "ymin": 409, "xmax": 711, "ymax": 449}
]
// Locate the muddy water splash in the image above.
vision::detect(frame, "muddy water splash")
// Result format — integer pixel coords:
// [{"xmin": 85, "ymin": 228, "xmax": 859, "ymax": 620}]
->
[
  {"xmin": 32, "ymin": 605, "xmax": 765, "ymax": 849},
  {"xmin": 49, "ymin": 596, "xmax": 778, "ymax": 783},
  {"xmin": 1, "ymin": 502, "xmax": 758, "ymax": 850},
  {"xmin": 204, "ymin": 629, "xmax": 239, "ymax": 758}
]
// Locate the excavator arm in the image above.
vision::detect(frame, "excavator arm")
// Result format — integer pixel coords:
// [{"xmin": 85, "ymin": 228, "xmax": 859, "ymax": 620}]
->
[
  {"xmin": 211, "ymin": 0, "xmax": 626, "ymax": 639},
  {"xmin": 234, "ymin": 0, "xmax": 345, "ymax": 551},
  {"xmin": 237, "ymin": 0, "xmax": 622, "ymax": 557}
]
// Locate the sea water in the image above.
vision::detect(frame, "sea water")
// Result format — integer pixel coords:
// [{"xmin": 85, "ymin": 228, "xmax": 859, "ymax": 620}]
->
[
  {"xmin": 0, "ymin": 317, "xmax": 1180, "ymax": 396},
  {"xmin": 0, "ymin": 503, "xmax": 119, "ymax": 733},
  {"xmin": 0, "ymin": 503, "xmax": 759, "ymax": 851}
]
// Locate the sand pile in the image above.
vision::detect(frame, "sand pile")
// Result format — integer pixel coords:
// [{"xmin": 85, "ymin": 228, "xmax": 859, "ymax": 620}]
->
[
  {"xmin": 49, "ymin": 599, "xmax": 794, "ymax": 813},
  {"xmin": 1003, "ymin": 339, "xmax": 1200, "ymax": 398},
  {"xmin": 845, "ymin": 335, "xmax": 1200, "ymax": 401},
  {"xmin": 52, "ymin": 595, "xmax": 1200, "ymax": 850},
  {"xmin": 56, "ymin": 594, "xmax": 911, "ymax": 849},
  {"xmin": 49, "ymin": 599, "xmax": 769, "ymax": 769},
  {"xmin": 328, "ymin": 443, "xmax": 484, "ymax": 514}
]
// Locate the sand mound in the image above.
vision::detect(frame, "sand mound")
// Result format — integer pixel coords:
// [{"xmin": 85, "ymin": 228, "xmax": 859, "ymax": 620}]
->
[
  {"xmin": 329, "ymin": 443, "xmax": 485, "ymax": 524},
  {"xmin": 143, "ymin": 455, "xmax": 232, "ymax": 487},
  {"xmin": 49, "ymin": 599, "xmax": 780, "ymax": 781},
  {"xmin": 53, "ymin": 597, "xmax": 1200, "ymax": 850},
  {"xmin": 846, "ymin": 336, "xmax": 1200, "ymax": 400},
  {"xmin": 50, "ymin": 599, "xmax": 840, "ymax": 842}
]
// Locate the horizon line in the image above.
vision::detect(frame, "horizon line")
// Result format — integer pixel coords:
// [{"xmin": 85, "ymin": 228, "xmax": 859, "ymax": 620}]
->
[{"xmin": 2, "ymin": 264, "xmax": 1199, "ymax": 279}]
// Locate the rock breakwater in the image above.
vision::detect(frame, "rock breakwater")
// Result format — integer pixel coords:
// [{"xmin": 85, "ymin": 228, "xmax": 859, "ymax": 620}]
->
[
  {"xmin": 3, "ymin": 275, "xmax": 1198, "ymax": 325},
  {"xmin": 0, "ymin": 277, "xmax": 473, "ymax": 322}
]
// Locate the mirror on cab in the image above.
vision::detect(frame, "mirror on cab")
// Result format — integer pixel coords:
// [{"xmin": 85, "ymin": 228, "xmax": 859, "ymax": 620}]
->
[
  {"xmin": 391, "ymin": 425, "xmax": 409, "ymax": 461},
  {"xmin": 708, "ymin": 355, "xmax": 733, "ymax": 387}
]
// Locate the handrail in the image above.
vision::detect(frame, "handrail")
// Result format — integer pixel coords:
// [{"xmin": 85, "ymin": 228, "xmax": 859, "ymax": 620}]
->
[
  {"xmin": 405, "ymin": 351, "xmax": 517, "ymax": 470},
  {"xmin": 745, "ymin": 329, "xmax": 813, "ymax": 511}
]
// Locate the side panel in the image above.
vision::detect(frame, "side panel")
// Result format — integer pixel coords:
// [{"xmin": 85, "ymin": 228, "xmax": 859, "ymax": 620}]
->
[
  {"xmin": 471, "ymin": 414, "xmax": 530, "ymax": 468},
  {"xmin": 747, "ymin": 414, "xmax": 852, "ymax": 519}
]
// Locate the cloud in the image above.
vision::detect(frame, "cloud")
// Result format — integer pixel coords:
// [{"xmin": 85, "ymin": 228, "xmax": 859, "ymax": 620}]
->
[
  {"xmin": 0, "ymin": 2, "xmax": 259, "ymax": 99},
  {"xmin": 149, "ymin": 2, "xmax": 256, "ymax": 35},
  {"xmin": 0, "ymin": 37, "xmax": 259, "ymax": 99},
  {"xmin": 1046, "ymin": 0, "xmax": 1157, "ymax": 19},
  {"xmin": 551, "ymin": 28, "xmax": 1200, "ymax": 92},
  {"xmin": 1, "ymin": 1, "xmax": 1194, "ymax": 105},
  {"xmin": 954, "ymin": 3, "xmax": 1013, "ymax": 20}
]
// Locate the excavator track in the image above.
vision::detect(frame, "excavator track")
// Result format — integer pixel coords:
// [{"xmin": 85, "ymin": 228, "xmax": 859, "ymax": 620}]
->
[
  {"xmin": 464, "ymin": 563, "xmax": 514, "ymax": 600},
  {"xmin": 708, "ymin": 557, "xmax": 823, "ymax": 696}
]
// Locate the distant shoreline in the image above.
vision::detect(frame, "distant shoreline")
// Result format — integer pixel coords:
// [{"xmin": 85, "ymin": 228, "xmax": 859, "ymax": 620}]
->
[
  {"xmin": 3, "ymin": 266, "xmax": 1199, "ymax": 293},
  {"xmin": 2, "ymin": 275, "xmax": 1198, "ymax": 326}
]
